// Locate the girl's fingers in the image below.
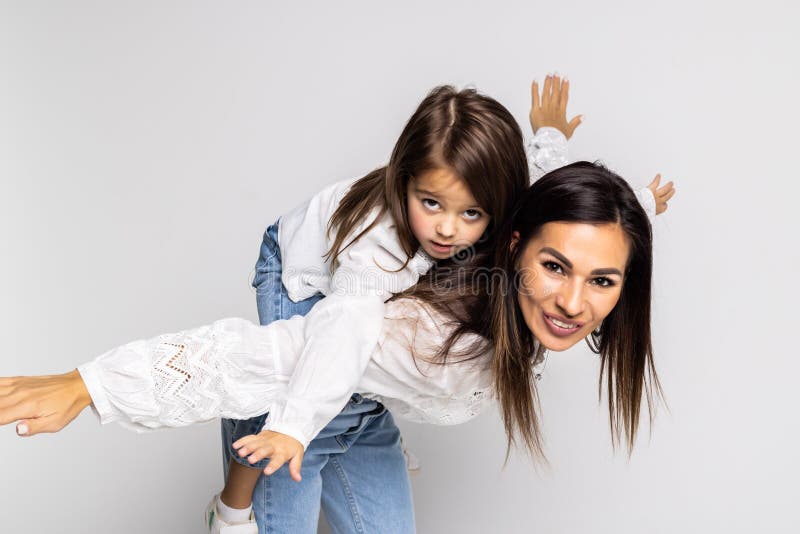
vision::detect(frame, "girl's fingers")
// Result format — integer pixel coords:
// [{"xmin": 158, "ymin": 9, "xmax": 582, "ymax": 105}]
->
[
  {"xmin": 263, "ymin": 454, "xmax": 287, "ymax": 476},
  {"xmin": 232, "ymin": 434, "xmax": 258, "ymax": 450},
  {"xmin": 660, "ymin": 187, "xmax": 677, "ymax": 202},
  {"xmin": 531, "ymin": 80, "xmax": 541, "ymax": 111},
  {"xmin": 248, "ymin": 447, "xmax": 272, "ymax": 464},
  {"xmin": 288, "ymin": 454, "xmax": 304, "ymax": 482}
]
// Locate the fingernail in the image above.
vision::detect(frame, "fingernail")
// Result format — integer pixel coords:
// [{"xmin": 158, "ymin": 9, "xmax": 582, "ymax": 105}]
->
[{"xmin": 16, "ymin": 423, "xmax": 28, "ymax": 436}]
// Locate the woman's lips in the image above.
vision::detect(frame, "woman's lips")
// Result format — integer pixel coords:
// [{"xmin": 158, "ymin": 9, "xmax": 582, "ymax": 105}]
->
[{"xmin": 542, "ymin": 312, "xmax": 583, "ymax": 338}]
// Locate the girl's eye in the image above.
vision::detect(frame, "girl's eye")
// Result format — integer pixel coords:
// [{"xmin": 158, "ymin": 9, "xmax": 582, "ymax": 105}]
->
[
  {"xmin": 543, "ymin": 261, "xmax": 563, "ymax": 274},
  {"xmin": 463, "ymin": 209, "xmax": 482, "ymax": 221},
  {"xmin": 591, "ymin": 277, "xmax": 615, "ymax": 288},
  {"xmin": 422, "ymin": 198, "xmax": 440, "ymax": 210}
]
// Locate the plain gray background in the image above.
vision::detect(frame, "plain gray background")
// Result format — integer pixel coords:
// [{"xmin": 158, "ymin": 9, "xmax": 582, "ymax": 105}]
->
[{"xmin": 2, "ymin": 1, "xmax": 798, "ymax": 533}]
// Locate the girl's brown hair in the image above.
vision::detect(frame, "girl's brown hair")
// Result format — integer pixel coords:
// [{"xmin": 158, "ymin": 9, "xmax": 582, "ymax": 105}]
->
[{"xmin": 325, "ymin": 85, "xmax": 529, "ymax": 268}]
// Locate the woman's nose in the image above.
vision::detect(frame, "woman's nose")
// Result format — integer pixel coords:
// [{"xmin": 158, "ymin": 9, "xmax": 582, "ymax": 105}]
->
[{"xmin": 555, "ymin": 280, "xmax": 585, "ymax": 317}]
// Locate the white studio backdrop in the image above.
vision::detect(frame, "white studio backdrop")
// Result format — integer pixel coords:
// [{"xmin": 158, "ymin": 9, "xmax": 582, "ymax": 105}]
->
[{"xmin": 1, "ymin": 1, "xmax": 798, "ymax": 533}]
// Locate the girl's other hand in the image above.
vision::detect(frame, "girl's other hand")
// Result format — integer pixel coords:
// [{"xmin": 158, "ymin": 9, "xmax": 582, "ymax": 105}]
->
[
  {"xmin": 0, "ymin": 370, "xmax": 92, "ymax": 436},
  {"xmin": 530, "ymin": 73, "xmax": 583, "ymax": 139},
  {"xmin": 233, "ymin": 430, "xmax": 305, "ymax": 482},
  {"xmin": 647, "ymin": 174, "xmax": 677, "ymax": 215}
]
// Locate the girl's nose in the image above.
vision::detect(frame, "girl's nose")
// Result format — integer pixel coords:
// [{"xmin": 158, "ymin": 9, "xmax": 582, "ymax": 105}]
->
[{"xmin": 436, "ymin": 218, "xmax": 456, "ymax": 238}]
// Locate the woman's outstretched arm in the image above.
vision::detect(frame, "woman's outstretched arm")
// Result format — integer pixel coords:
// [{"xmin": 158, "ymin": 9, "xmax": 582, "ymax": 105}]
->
[{"xmin": 0, "ymin": 317, "xmax": 303, "ymax": 437}]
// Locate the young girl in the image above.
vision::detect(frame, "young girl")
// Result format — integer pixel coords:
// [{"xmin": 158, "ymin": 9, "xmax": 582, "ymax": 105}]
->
[{"xmin": 0, "ymin": 161, "xmax": 672, "ymax": 533}]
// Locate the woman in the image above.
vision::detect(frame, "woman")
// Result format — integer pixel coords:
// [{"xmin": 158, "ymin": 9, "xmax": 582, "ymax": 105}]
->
[{"xmin": 0, "ymin": 162, "xmax": 668, "ymax": 532}]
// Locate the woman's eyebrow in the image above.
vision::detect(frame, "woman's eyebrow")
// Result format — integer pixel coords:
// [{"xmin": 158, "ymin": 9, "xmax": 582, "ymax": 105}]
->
[{"xmin": 539, "ymin": 247, "xmax": 622, "ymax": 276}]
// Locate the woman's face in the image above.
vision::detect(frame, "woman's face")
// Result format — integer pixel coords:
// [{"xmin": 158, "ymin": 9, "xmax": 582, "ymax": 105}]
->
[{"xmin": 514, "ymin": 221, "xmax": 631, "ymax": 351}]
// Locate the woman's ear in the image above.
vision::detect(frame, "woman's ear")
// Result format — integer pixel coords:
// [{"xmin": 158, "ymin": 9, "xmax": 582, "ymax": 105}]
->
[{"xmin": 510, "ymin": 231, "xmax": 521, "ymax": 252}]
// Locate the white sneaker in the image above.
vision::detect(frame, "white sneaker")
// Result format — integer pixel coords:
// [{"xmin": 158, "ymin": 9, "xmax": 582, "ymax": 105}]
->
[{"xmin": 205, "ymin": 494, "xmax": 258, "ymax": 534}]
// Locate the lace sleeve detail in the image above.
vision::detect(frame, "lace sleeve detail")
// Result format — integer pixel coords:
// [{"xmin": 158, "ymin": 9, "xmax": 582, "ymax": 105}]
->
[{"xmin": 78, "ymin": 318, "xmax": 285, "ymax": 432}]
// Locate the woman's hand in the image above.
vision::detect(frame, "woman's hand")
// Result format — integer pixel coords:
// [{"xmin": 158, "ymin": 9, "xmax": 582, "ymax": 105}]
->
[
  {"xmin": 647, "ymin": 174, "xmax": 677, "ymax": 215},
  {"xmin": 0, "ymin": 370, "xmax": 92, "ymax": 436},
  {"xmin": 530, "ymin": 73, "xmax": 583, "ymax": 139},
  {"xmin": 233, "ymin": 430, "xmax": 305, "ymax": 482}
]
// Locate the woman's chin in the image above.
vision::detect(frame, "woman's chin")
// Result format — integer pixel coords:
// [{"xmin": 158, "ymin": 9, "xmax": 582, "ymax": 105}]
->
[{"xmin": 537, "ymin": 336, "xmax": 579, "ymax": 352}]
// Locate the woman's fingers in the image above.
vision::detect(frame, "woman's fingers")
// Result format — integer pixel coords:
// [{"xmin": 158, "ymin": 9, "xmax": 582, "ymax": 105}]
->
[
  {"xmin": 542, "ymin": 75, "xmax": 552, "ymax": 108},
  {"xmin": 560, "ymin": 78, "xmax": 570, "ymax": 112},
  {"xmin": 566, "ymin": 114, "xmax": 583, "ymax": 137},
  {"xmin": 647, "ymin": 174, "xmax": 662, "ymax": 191},
  {"xmin": 551, "ymin": 73, "xmax": 562, "ymax": 108},
  {"xmin": 15, "ymin": 414, "xmax": 64, "ymax": 437}
]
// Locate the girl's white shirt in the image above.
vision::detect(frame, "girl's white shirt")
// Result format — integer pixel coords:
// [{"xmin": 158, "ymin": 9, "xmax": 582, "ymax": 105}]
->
[{"xmin": 77, "ymin": 128, "xmax": 656, "ymax": 448}]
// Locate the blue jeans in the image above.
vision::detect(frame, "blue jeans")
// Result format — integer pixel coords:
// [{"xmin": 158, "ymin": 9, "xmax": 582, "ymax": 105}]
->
[{"xmin": 220, "ymin": 221, "xmax": 415, "ymax": 533}]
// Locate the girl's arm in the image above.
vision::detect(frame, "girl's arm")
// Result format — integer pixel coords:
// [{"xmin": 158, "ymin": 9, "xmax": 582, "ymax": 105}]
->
[{"xmin": 259, "ymin": 210, "xmax": 431, "ymax": 448}]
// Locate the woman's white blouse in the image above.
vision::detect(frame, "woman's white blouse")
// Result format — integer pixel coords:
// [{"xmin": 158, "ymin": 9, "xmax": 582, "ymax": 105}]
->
[{"xmin": 77, "ymin": 299, "xmax": 494, "ymax": 448}]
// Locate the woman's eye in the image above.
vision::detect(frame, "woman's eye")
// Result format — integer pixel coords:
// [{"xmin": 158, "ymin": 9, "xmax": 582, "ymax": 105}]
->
[
  {"xmin": 422, "ymin": 198, "xmax": 440, "ymax": 209},
  {"xmin": 592, "ymin": 277, "xmax": 615, "ymax": 288},
  {"xmin": 463, "ymin": 209, "xmax": 482, "ymax": 221},
  {"xmin": 543, "ymin": 261, "xmax": 563, "ymax": 274}
]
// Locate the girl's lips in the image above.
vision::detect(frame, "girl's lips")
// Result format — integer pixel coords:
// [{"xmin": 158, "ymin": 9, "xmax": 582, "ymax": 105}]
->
[
  {"xmin": 430, "ymin": 240, "xmax": 454, "ymax": 253},
  {"xmin": 542, "ymin": 312, "xmax": 583, "ymax": 338}
]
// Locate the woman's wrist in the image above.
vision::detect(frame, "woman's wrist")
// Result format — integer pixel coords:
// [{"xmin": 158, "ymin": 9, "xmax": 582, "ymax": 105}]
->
[{"xmin": 67, "ymin": 369, "xmax": 93, "ymax": 411}]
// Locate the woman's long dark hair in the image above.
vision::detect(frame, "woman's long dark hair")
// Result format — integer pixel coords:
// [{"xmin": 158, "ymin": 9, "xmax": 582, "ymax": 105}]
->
[
  {"xmin": 401, "ymin": 161, "xmax": 663, "ymax": 461},
  {"xmin": 325, "ymin": 85, "xmax": 529, "ymax": 269}
]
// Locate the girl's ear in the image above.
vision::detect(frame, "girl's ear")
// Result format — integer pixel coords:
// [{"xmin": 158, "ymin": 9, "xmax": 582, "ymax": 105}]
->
[{"xmin": 509, "ymin": 231, "xmax": 521, "ymax": 252}]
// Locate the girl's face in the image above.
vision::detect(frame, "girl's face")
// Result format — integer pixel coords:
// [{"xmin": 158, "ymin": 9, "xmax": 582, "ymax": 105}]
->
[
  {"xmin": 514, "ymin": 221, "xmax": 631, "ymax": 351},
  {"xmin": 406, "ymin": 167, "xmax": 491, "ymax": 260}
]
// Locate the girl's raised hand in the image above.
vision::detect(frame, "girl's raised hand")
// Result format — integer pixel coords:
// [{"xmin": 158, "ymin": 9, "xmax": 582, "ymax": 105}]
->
[
  {"xmin": 530, "ymin": 74, "xmax": 583, "ymax": 139},
  {"xmin": 647, "ymin": 174, "xmax": 677, "ymax": 215},
  {"xmin": 233, "ymin": 429, "xmax": 305, "ymax": 482}
]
